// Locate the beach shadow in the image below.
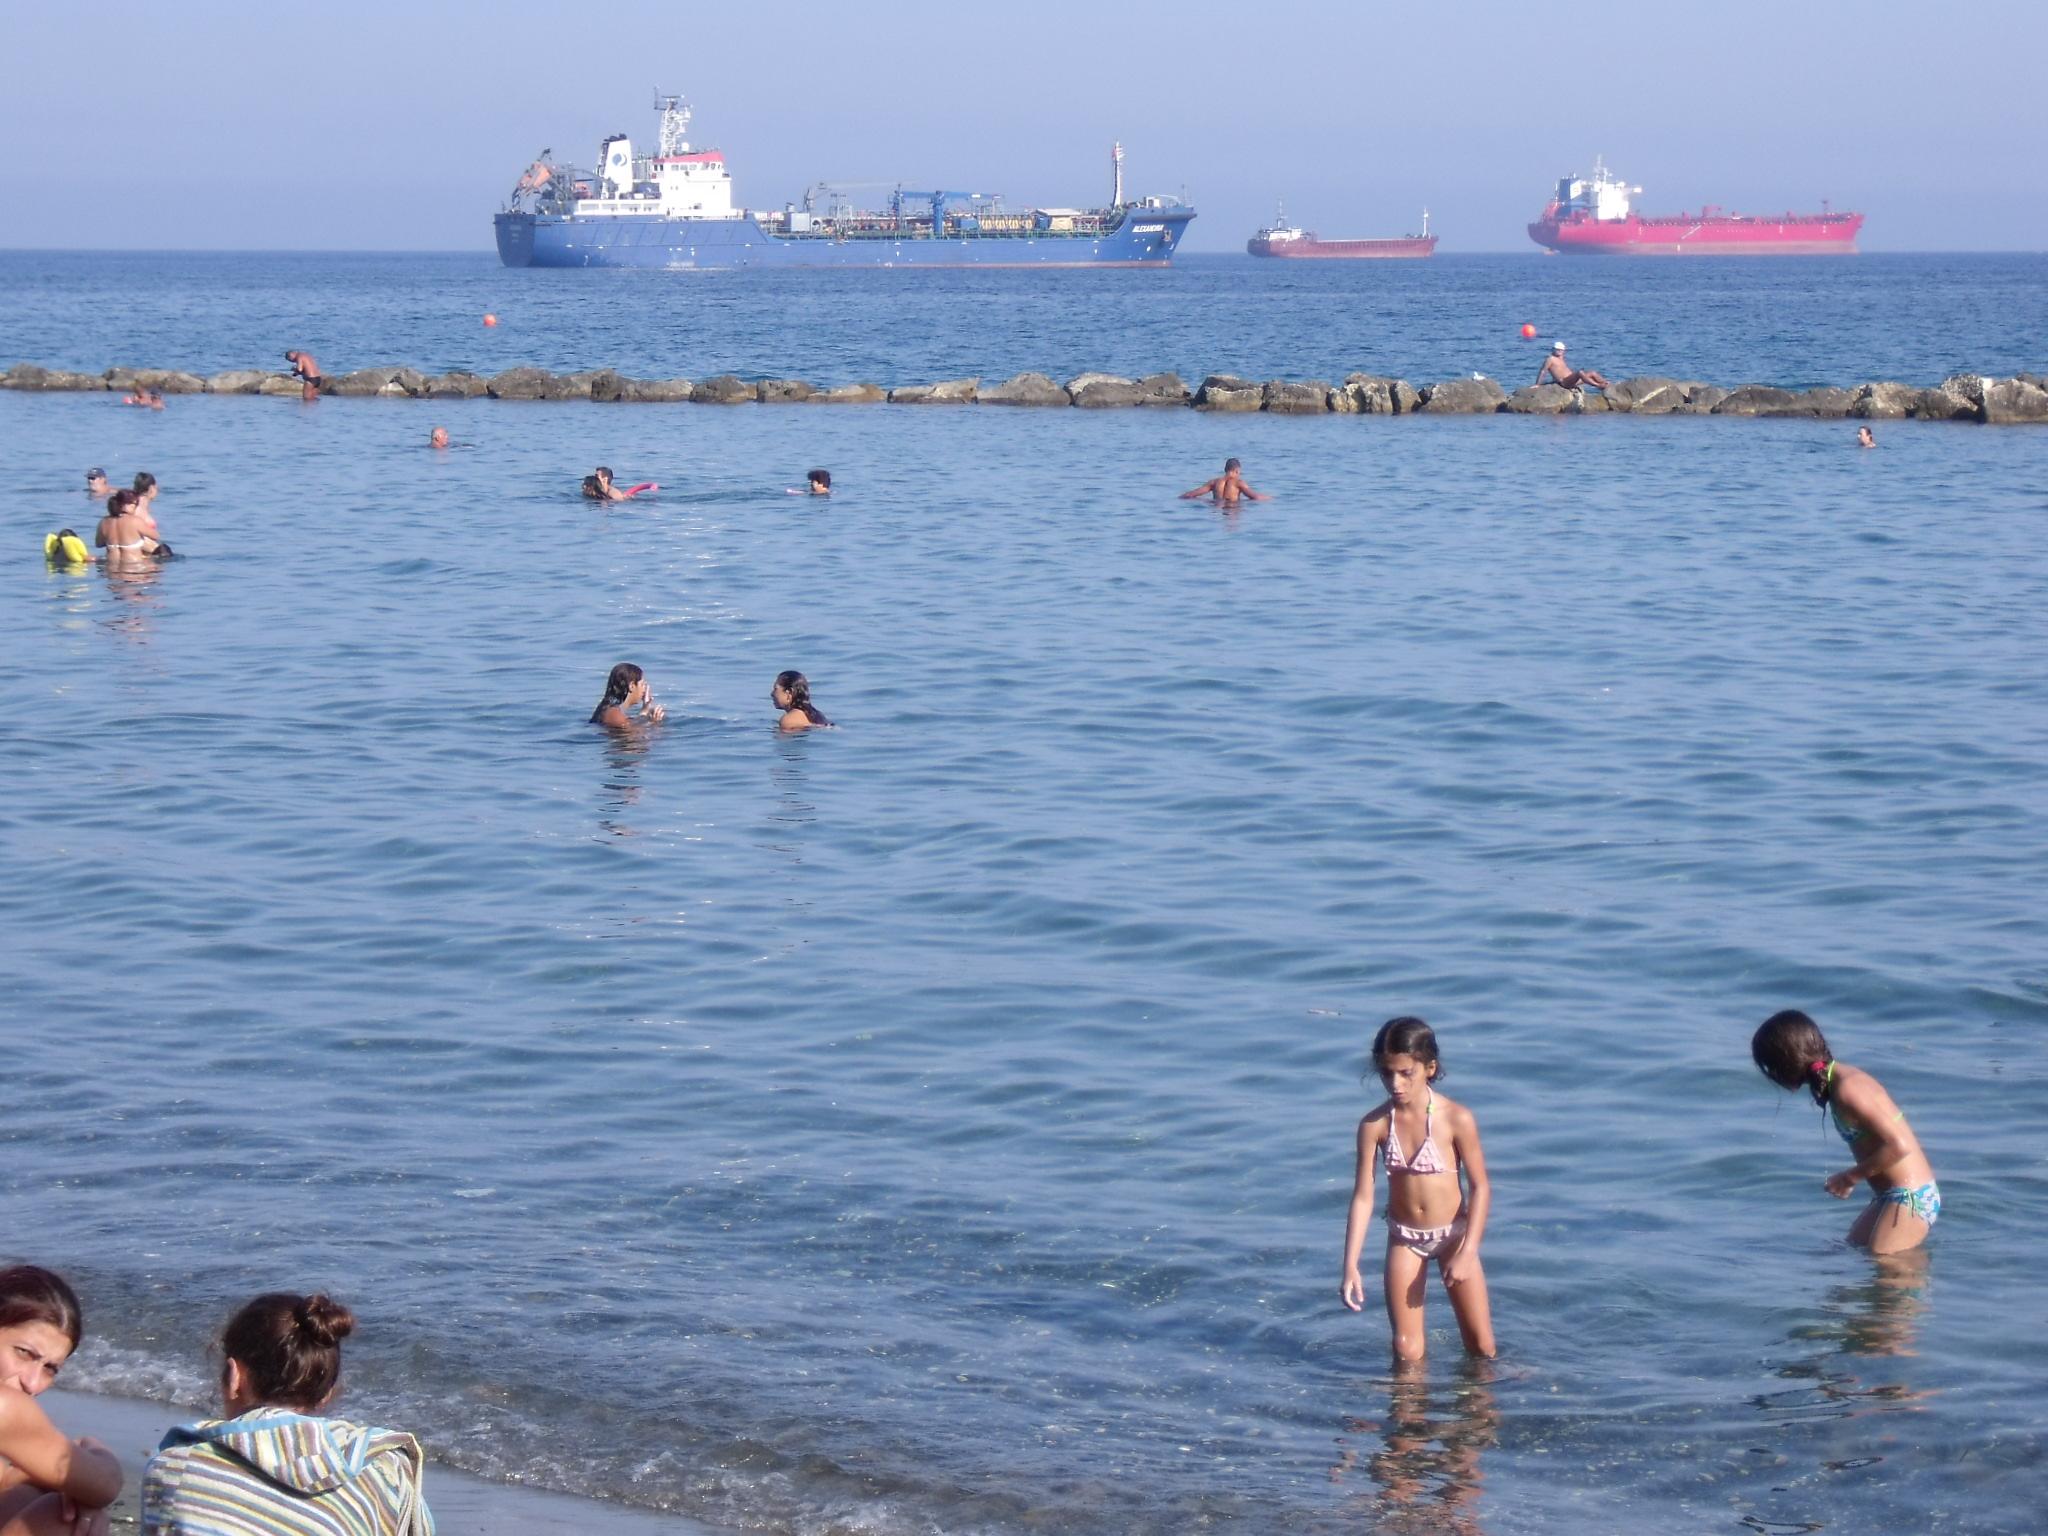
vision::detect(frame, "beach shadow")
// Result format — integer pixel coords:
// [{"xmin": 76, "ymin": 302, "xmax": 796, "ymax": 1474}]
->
[{"xmin": 1328, "ymin": 1356, "xmax": 1498, "ymax": 1535}]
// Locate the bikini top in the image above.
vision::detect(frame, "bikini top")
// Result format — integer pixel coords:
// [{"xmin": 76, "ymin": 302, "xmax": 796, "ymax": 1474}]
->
[
  {"xmin": 1819, "ymin": 1063, "xmax": 1903, "ymax": 1148},
  {"xmin": 1382, "ymin": 1092, "xmax": 1450, "ymax": 1176}
]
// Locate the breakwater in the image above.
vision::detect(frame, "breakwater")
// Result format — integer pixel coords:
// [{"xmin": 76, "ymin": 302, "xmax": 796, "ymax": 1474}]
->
[{"xmin": 7, "ymin": 362, "xmax": 2047, "ymax": 422}]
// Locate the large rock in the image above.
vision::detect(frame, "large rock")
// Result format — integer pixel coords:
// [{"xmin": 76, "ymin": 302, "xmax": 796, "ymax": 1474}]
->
[
  {"xmin": 1675, "ymin": 383, "xmax": 1728, "ymax": 414},
  {"xmin": 326, "ymin": 367, "xmax": 407, "ymax": 397},
  {"xmin": 425, "ymin": 371, "xmax": 490, "ymax": 399},
  {"xmin": 1133, "ymin": 371, "xmax": 1190, "ymax": 407},
  {"xmin": 129, "ymin": 368, "xmax": 205, "ymax": 394},
  {"xmin": 980, "ymin": 372, "xmax": 1071, "ymax": 406},
  {"xmin": 1194, "ymin": 374, "xmax": 1263, "ymax": 411},
  {"xmin": 1607, "ymin": 376, "xmax": 1688, "ymax": 414},
  {"xmin": 624, "ymin": 377, "xmax": 694, "ymax": 402},
  {"xmin": 1769, "ymin": 386, "xmax": 1856, "ymax": 418},
  {"xmin": 1711, "ymin": 385, "xmax": 1800, "ymax": 416},
  {"xmin": 689, "ymin": 374, "xmax": 752, "ymax": 404},
  {"xmin": 1848, "ymin": 382, "xmax": 1917, "ymax": 420},
  {"xmin": 541, "ymin": 370, "xmax": 600, "ymax": 400},
  {"xmin": 1417, "ymin": 377, "xmax": 1507, "ymax": 414},
  {"xmin": 1065, "ymin": 371, "xmax": 1143, "ymax": 407},
  {"xmin": 37, "ymin": 370, "xmax": 107, "ymax": 391},
  {"xmin": 888, "ymin": 377, "xmax": 978, "ymax": 404},
  {"xmin": 487, "ymin": 367, "xmax": 556, "ymax": 400},
  {"xmin": 808, "ymin": 382, "xmax": 885, "ymax": 404},
  {"xmin": 204, "ymin": 369, "xmax": 268, "ymax": 395},
  {"xmin": 1326, "ymin": 384, "xmax": 1359, "ymax": 414},
  {"xmin": 1982, "ymin": 377, "xmax": 2048, "ymax": 424},
  {"xmin": 1908, "ymin": 384, "xmax": 1977, "ymax": 421},
  {"xmin": 257, "ymin": 373, "xmax": 311, "ymax": 396},
  {"xmin": 1, "ymin": 364, "xmax": 51, "ymax": 390},
  {"xmin": 587, "ymin": 369, "xmax": 628, "ymax": 403},
  {"xmin": 1338, "ymin": 373, "xmax": 1418, "ymax": 414},
  {"xmin": 1263, "ymin": 379, "xmax": 1330, "ymax": 414},
  {"xmin": 757, "ymin": 378, "xmax": 815, "ymax": 403},
  {"xmin": 1502, "ymin": 384, "xmax": 1580, "ymax": 414}
]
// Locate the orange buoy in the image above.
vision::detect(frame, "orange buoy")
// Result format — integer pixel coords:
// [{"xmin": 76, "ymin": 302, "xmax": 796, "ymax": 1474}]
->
[
  {"xmin": 483, "ymin": 313, "xmax": 499, "ymax": 327},
  {"xmin": 1520, "ymin": 323, "xmax": 1537, "ymax": 340}
]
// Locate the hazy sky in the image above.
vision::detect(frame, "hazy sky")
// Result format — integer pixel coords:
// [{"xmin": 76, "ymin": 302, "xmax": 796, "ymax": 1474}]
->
[{"xmin": 8, "ymin": 1, "xmax": 2044, "ymax": 252}]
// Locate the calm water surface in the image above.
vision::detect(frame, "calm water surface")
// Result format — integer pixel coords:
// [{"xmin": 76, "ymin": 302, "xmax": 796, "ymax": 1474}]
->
[{"xmin": 2, "ymin": 254, "xmax": 2046, "ymax": 1534}]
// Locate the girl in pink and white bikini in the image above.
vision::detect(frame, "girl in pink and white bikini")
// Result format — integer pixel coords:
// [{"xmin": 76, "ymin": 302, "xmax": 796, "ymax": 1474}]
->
[{"xmin": 1341, "ymin": 1017, "xmax": 1496, "ymax": 1360}]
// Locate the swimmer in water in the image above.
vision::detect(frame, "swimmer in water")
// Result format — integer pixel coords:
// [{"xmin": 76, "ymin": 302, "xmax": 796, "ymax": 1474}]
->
[
  {"xmin": 1856, "ymin": 426, "xmax": 1877, "ymax": 449},
  {"xmin": 1750, "ymin": 1009, "xmax": 1939, "ymax": 1254},
  {"xmin": 131, "ymin": 472, "xmax": 162, "ymax": 539},
  {"xmin": 430, "ymin": 427, "xmax": 450, "ymax": 450},
  {"xmin": 84, "ymin": 468, "xmax": 111, "ymax": 500},
  {"xmin": 590, "ymin": 663, "xmax": 664, "ymax": 727},
  {"xmin": 284, "ymin": 350, "xmax": 322, "ymax": 403},
  {"xmin": 1536, "ymin": 341, "xmax": 1611, "ymax": 393},
  {"xmin": 771, "ymin": 670, "xmax": 831, "ymax": 730},
  {"xmin": 1180, "ymin": 457, "xmax": 1270, "ymax": 506},
  {"xmin": 123, "ymin": 388, "xmax": 165, "ymax": 410},
  {"xmin": 95, "ymin": 489, "xmax": 163, "ymax": 570},
  {"xmin": 786, "ymin": 469, "xmax": 831, "ymax": 496},
  {"xmin": 581, "ymin": 467, "xmax": 635, "ymax": 502}
]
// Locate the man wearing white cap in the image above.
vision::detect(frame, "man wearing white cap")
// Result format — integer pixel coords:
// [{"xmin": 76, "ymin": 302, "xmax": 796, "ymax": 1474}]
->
[{"xmin": 1536, "ymin": 340, "xmax": 1611, "ymax": 393}]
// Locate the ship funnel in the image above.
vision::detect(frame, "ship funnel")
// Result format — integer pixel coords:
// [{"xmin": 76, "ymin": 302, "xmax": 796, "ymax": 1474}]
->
[{"xmin": 1112, "ymin": 141, "xmax": 1124, "ymax": 207}]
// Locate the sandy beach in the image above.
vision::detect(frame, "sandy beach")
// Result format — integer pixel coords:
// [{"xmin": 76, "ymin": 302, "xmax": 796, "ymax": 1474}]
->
[{"xmin": 46, "ymin": 1390, "xmax": 732, "ymax": 1536}]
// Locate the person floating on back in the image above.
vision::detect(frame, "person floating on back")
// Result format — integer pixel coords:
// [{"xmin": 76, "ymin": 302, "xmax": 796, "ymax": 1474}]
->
[
  {"xmin": 284, "ymin": 350, "xmax": 322, "ymax": 403},
  {"xmin": 1341, "ymin": 1017, "xmax": 1496, "ymax": 1360},
  {"xmin": 141, "ymin": 1292, "xmax": 435, "ymax": 1536},
  {"xmin": 1536, "ymin": 341, "xmax": 1610, "ymax": 393},
  {"xmin": 591, "ymin": 662, "xmax": 664, "ymax": 727},
  {"xmin": 1750, "ymin": 1010, "xmax": 1939, "ymax": 1254},
  {"xmin": 0, "ymin": 1264, "xmax": 125, "ymax": 1536},
  {"xmin": 787, "ymin": 469, "xmax": 831, "ymax": 496},
  {"xmin": 771, "ymin": 670, "xmax": 831, "ymax": 730},
  {"xmin": 1180, "ymin": 458, "xmax": 1270, "ymax": 506},
  {"xmin": 582, "ymin": 467, "xmax": 654, "ymax": 501}
]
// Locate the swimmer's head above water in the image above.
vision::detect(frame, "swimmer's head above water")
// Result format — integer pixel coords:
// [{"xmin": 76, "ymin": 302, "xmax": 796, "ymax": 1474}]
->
[
  {"xmin": 807, "ymin": 469, "xmax": 831, "ymax": 493},
  {"xmin": 430, "ymin": 427, "xmax": 449, "ymax": 449},
  {"xmin": 772, "ymin": 670, "xmax": 830, "ymax": 729},
  {"xmin": 85, "ymin": 468, "xmax": 108, "ymax": 495},
  {"xmin": 592, "ymin": 661, "xmax": 662, "ymax": 725}
]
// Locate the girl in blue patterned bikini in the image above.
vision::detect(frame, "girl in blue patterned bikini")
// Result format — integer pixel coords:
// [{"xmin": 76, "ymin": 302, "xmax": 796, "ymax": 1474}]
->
[
  {"xmin": 1751, "ymin": 1010, "xmax": 1940, "ymax": 1255},
  {"xmin": 1341, "ymin": 1018, "xmax": 1495, "ymax": 1360}
]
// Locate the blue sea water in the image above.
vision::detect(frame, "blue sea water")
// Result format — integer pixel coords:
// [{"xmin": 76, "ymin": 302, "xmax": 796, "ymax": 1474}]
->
[{"xmin": 2, "ymin": 252, "xmax": 2047, "ymax": 1535}]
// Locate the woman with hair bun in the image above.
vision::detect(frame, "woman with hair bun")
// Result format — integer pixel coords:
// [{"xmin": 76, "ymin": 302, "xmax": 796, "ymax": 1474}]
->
[
  {"xmin": 142, "ymin": 1292, "xmax": 433, "ymax": 1536},
  {"xmin": 0, "ymin": 1265, "xmax": 123, "ymax": 1536}
]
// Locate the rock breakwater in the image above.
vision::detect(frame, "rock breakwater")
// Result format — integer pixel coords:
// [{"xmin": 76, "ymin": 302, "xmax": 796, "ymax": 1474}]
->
[{"xmin": 6, "ymin": 363, "xmax": 2045, "ymax": 423}]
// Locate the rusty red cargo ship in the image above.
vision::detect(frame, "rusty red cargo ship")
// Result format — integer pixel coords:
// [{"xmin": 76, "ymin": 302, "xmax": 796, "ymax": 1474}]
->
[
  {"xmin": 1247, "ymin": 204, "xmax": 1436, "ymax": 259},
  {"xmin": 1528, "ymin": 157, "xmax": 1863, "ymax": 256}
]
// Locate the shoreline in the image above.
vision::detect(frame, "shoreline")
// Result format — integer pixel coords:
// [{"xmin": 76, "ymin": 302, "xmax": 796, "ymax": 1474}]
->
[
  {"xmin": 5, "ymin": 362, "xmax": 2045, "ymax": 421},
  {"xmin": 45, "ymin": 1389, "xmax": 734, "ymax": 1536}
]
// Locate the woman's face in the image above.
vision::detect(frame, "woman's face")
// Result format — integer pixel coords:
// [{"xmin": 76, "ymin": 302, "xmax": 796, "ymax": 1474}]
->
[
  {"xmin": 771, "ymin": 681, "xmax": 793, "ymax": 709},
  {"xmin": 0, "ymin": 1321, "xmax": 73, "ymax": 1396},
  {"xmin": 628, "ymin": 676, "xmax": 650, "ymax": 706}
]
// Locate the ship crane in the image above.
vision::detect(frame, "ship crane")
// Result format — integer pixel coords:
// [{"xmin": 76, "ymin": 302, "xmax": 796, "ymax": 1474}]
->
[{"xmin": 891, "ymin": 189, "xmax": 1001, "ymax": 235}]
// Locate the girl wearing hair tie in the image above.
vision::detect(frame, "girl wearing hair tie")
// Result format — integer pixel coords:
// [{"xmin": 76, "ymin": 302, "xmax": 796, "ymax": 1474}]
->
[{"xmin": 142, "ymin": 1292, "xmax": 434, "ymax": 1536}]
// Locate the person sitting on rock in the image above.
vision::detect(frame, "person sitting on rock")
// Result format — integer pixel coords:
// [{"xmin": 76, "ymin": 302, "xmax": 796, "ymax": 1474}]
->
[
  {"xmin": 284, "ymin": 350, "xmax": 322, "ymax": 403},
  {"xmin": 1536, "ymin": 342, "xmax": 1610, "ymax": 393},
  {"xmin": 1180, "ymin": 458, "xmax": 1270, "ymax": 507}
]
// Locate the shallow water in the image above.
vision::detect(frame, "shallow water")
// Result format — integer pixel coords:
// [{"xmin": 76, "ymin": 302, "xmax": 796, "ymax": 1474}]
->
[{"xmin": 3, "ymin": 254, "xmax": 2048, "ymax": 1534}]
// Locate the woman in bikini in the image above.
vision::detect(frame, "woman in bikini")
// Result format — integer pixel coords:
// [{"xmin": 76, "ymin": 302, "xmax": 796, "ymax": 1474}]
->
[
  {"xmin": 94, "ymin": 490, "xmax": 162, "ymax": 570},
  {"xmin": 1341, "ymin": 1017, "xmax": 1496, "ymax": 1360},
  {"xmin": 1751, "ymin": 1010, "xmax": 1938, "ymax": 1253}
]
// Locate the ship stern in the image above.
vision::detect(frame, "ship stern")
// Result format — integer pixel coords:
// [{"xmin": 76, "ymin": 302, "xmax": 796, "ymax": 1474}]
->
[{"xmin": 494, "ymin": 212, "xmax": 536, "ymax": 268}]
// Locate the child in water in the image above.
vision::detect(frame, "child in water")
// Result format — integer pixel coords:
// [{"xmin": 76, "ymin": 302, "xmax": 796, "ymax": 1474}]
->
[
  {"xmin": 1750, "ymin": 1009, "xmax": 1938, "ymax": 1253},
  {"xmin": 771, "ymin": 670, "xmax": 830, "ymax": 730},
  {"xmin": 590, "ymin": 663, "xmax": 664, "ymax": 727},
  {"xmin": 1341, "ymin": 1018, "xmax": 1495, "ymax": 1360}
]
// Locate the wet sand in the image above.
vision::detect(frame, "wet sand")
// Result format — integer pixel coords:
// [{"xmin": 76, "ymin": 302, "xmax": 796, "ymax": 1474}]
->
[{"xmin": 46, "ymin": 1389, "xmax": 732, "ymax": 1535}]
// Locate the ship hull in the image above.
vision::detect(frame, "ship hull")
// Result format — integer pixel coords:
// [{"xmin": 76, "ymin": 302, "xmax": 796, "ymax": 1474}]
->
[
  {"xmin": 1528, "ymin": 213, "xmax": 1863, "ymax": 256},
  {"xmin": 496, "ymin": 209, "xmax": 1194, "ymax": 269},
  {"xmin": 1247, "ymin": 235, "xmax": 1435, "ymax": 259}
]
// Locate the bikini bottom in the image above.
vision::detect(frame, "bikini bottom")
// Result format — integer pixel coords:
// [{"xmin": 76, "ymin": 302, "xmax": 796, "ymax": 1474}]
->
[
  {"xmin": 1874, "ymin": 1182, "xmax": 1940, "ymax": 1228},
  {"xmin": 1388, "ymin": 1216, "xmax": 1467, "ymax": 1260}
]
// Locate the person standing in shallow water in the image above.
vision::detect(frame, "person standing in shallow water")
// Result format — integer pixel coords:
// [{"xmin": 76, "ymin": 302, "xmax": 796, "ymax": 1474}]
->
[
  {"xmin": 771, "ymin": 670, "xmax": 830, "ymax": 730},
  {"xmin": 1180, "ymin": 458, "xmax": 1269, "ymax": 506},
  {"xmin": 284, "ymin": 350, "xmax": 321, "ymax": 403},
  {"xmin": 1750, "ymin": 1009, "xmax": 1938, "ymax": 1254},
  {"xmin": 1341, "ymin": 1017, "xmax": 1496, "ymax": 1361},
  {"xmin": 0, "ymin": 1264, "xmax": 124, "ymax": 1536},
  {"xmin": 591, "ymin": 663, "xmax": 664, "ymax": 727},
  {"xmin": 142, "ymin": 1292, "xmax": 434, "ymax": 1536}
]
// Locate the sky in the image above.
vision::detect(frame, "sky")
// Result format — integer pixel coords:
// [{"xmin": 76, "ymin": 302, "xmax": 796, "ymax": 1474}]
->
[{"xmin": 6, "ymin": 0, "xmax": 2044, "ymax": 253}]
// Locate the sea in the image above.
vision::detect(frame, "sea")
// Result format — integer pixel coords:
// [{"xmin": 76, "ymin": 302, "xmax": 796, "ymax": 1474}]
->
[{"xmin": 2, "ymin": 250, "xmax": 2045, "ymax": 1535}]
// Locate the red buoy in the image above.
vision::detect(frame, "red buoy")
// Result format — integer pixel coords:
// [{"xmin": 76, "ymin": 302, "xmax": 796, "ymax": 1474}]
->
[
  {"xmin": 483, "ymin": 314, "xmax": 499, "ymax": 327},
  {"xmin": 1520, "ymin": 323, "xmax": 1537, "ymax": 340}
]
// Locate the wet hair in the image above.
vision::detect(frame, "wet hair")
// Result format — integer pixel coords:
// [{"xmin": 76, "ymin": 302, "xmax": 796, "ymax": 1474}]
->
[
  {"xmin": 807, "ymin": 469, "xmax": 830, "ymax": 490},
  {"xmin": 1224, "ymin": 457, "xmax": 1242, "ymax": 472},
  {"xmin": 133, "ymin": 472, "xmax": 156, "ymax": 495},
  {"xmin": 1751, "ymin": 1009, "xmax": 1835, "ymax": 1104},
  {"xmin": 106, "ymin": 489, "xmax": 138, "ymax": 515},
  {"xmin": 1370, "ymin": 1016, "xmax": 1444, "ymax": 1083},
  {"xmin": 594, "ymin": 466, "xmax": 613, "ymax": 482},
  {"xmin": 580, "ymin": 475, "xmax": 602, "ymax": 498},
  {"xmin": 774, "ymin": 669, "xmax": 830, "ymax": 725},
  {"xmin": 219, "ymin": 1292, "xmax": 354, "ymax": 1411},
  {"xmin": 592, "ymin": 662, "xmax": 644, "ymax": 722},
  {"xmin": 0, "ymin": 1266, "xmax": 84, "ymax": 1349}
]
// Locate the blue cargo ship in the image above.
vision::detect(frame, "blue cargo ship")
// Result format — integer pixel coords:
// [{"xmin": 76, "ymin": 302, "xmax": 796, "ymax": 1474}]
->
[{"xmin": 494, "ymin": 94, "xmax": 1194, "ymax": 270}]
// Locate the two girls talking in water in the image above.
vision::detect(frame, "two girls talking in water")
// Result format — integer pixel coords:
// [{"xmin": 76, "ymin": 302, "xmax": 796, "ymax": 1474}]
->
[
  {"xmin": 589, "ymin": 665, "xmax": 831, "ymax": 732},
  {"xmin": 1341, "ymin": 1010, "xmax": 1937, "ymax": 1360}
]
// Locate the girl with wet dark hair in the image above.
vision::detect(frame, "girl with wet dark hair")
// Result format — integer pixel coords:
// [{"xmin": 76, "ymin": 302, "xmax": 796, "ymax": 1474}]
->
[
  {"xmin": 591, "ymin": 662, "xmax": 664, "ymax": 727},
  {"xmin": 771, "ymin": 670, "xmax": 830, "ymax": 730},
  {"xmin": 0, "ymin": 1264, "xmax": 124, "ymax": 1536},
  {"xmin": 142, "ymin": 1292, "xmax": 433, "ymax": 1536},
  {"xmin": 1750, "ymin": 1010, "xmax": 1939, "ymax": 1252},
  {"xmin": 1341, "ymin": 1018, "xmax": 1495, "ymax": 1361}
]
